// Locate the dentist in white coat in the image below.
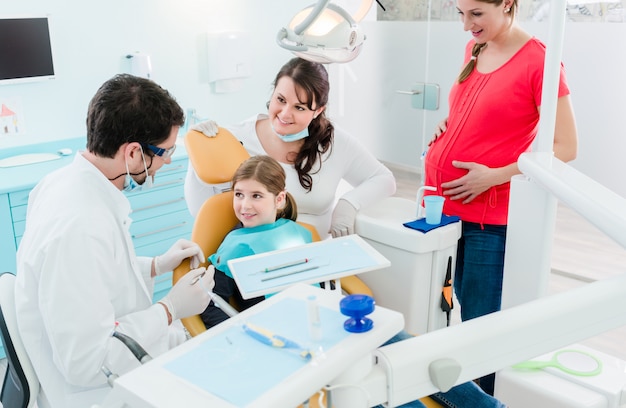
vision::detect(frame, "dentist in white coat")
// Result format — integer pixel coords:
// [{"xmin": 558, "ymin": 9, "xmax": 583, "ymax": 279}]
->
[{"xmin": 15, "ymin": 74, "xmax": 215, "ymax": 408}]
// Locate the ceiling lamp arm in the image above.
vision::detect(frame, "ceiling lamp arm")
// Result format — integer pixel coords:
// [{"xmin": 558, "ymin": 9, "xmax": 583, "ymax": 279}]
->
[
  {"xmin": 276, "ymin": 0, "xmax": 332, "ymax": 52},
  {"xmin": 276, "ymin": 28, "xmax": 307, "ymax": 52},
  {"xmin": 294, "ymin": 0, "xmax": 332, "ymax": 35}
]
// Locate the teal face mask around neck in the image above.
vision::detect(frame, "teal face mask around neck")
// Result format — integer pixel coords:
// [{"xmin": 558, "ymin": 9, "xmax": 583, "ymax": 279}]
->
[
  {"xmin": 123, "ymin": 171, "xmax": 153, "ymax": 192},
  {"xmin": 271, "ymin": 123, "xmax": 309, "ymax": 142},
  {"xmin": 123, "ymin": 147, "xmax": 154, "ymax": 192}
]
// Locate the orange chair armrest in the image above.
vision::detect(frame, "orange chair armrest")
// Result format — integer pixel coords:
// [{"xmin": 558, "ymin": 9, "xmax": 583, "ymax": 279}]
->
[
  {"xmin": 340, "ymin": 275, "xmax": 374, "ymax": 297},
  {"xmin": 420, "ymin": 397, "xmax": 445, "ymax": 407}
]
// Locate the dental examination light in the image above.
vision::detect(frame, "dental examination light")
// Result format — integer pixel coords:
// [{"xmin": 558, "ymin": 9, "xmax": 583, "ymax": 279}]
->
[{"xmin": 277, "ymin": 0, "xmax": 380, "ymax": 63}]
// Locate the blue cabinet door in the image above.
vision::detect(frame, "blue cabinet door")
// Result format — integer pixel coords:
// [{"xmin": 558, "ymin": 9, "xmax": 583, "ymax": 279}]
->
[{"xmin": 0, "ymin": 194, "xmax": 16, "ymax": 273}]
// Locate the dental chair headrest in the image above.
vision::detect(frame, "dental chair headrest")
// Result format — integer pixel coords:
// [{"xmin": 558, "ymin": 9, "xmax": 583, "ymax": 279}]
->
[{"xmin": 184, "ymin": 127, "xmax": 250, "ymax": 185}]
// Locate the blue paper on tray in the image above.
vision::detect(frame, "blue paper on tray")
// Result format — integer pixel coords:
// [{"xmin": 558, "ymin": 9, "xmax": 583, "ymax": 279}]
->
[
  {"xmin": 403, "ymin": 214, "xmax": 461, "ymax": 233},
  {"xmin": 163, "ymin": 297, "xmax": 349, "ymax": 406}
]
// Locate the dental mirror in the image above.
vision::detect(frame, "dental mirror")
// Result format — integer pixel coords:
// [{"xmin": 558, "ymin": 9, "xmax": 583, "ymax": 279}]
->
[{"xmin": 514, "ymin": 349, "xmax": 603, "ymax": 377}]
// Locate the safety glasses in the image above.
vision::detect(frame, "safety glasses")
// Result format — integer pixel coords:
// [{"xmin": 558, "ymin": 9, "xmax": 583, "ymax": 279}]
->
[{"xmin": 141, "ymin": 142, "xmax": 177, "ymax": 159}]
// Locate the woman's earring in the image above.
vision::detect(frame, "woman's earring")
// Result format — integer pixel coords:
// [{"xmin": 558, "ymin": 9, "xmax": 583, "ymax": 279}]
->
[{"xmin": 504, "ymin": 7, "xmax": 511, "ymax": 12}]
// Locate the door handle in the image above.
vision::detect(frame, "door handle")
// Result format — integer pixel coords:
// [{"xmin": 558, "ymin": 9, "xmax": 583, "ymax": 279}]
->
[
  {"xmin": 396, "ymin": 83, "xmax": 440, "ymax": 111},
  {"xmin": 396, "ymin": 90, "xmax": 422, "ymax": 95}
]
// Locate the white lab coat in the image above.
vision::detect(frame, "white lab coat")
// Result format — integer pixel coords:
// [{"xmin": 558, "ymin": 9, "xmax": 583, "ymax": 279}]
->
[{"xmin": 15, "ymin": 153, "xmax": 186, "ymax": 408}]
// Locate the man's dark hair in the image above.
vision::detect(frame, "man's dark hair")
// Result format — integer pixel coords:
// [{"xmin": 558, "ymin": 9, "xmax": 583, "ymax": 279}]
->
[{"xmin": 86, "ymin": 74, "xmax": 184, "ymax": 158}]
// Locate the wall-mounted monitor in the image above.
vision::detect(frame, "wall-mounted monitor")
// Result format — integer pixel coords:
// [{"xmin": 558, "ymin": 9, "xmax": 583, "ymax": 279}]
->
[{"xmin": 0, "ymin": 15, "xmax": 56, "ymax": 85}]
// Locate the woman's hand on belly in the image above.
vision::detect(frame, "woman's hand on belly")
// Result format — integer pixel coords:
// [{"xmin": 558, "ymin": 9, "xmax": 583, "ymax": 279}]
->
[
  {"xmin": 441, "ymin": 161, "xmax": 496, "ymax": 204},
  {"xmin": 429, "ymin": 117, "xmax": 448, "ymax": 146}
]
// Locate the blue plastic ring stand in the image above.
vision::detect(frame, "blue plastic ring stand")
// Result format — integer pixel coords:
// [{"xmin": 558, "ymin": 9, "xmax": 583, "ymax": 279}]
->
[{"xmin": 339, "ymin": 294, "xmax": 375, "ymax": 333}]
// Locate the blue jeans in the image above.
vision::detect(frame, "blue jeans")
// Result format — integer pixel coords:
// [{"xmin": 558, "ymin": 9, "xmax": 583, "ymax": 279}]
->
[
  {"xmin": 454, "ymin": 222, "xmax": 507, "ymax": 395},
  {"xmin": 374, "ymin": 332, "xmax": 506, "ymax": 408}
]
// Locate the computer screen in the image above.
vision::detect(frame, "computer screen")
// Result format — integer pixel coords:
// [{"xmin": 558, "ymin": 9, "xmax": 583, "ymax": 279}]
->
[{"xmin": 0, "ymin": 16, "xmax": 55, "ymax": 85}]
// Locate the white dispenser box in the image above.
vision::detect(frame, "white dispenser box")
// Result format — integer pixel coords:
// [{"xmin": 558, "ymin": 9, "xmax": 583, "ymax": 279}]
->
[
  {"xmin": 206, "ymin": 31, "xmax": 252, "ymax": 93},
  {"xmin": 355, "ymin": 197, "xmax": 461, "ymax": 334}
]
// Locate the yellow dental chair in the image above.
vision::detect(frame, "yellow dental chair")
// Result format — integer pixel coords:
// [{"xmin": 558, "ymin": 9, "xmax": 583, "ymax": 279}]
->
[
  {"xmin": 172, "ymin": 127, "xmax": 440, "ymax": 407},
  {"xmin": 173, "ymin": 127, "xmax": 372, "ymax": 336}
]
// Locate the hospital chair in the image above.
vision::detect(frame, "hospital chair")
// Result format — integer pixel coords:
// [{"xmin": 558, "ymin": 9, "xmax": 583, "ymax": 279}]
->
[{"xmin": 0, "ymin": 272, "xmax": 39, "ymax": 408}]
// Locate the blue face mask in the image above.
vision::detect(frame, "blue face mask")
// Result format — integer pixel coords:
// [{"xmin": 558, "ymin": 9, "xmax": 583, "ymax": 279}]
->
[
  {"xmin": 271, "ymin": 123, "xmax": 309, "ymax": 142},
  {"xmin": 123, "ymin": 146, "xmax": 154, "ymax": 192}
]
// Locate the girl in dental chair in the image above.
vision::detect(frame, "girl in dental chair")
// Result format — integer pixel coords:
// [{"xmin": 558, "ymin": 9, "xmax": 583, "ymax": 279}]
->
[{"xmin": 200, "ymin": 155, "xmax": 313, "ymax": 329}]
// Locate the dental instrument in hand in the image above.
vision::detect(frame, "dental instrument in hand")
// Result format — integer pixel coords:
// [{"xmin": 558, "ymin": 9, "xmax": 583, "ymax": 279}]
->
[
  {"xmin": 194, "ymin": 270, "xmax": 239, "ymax": 317},
  {"xmin": 242, "ymin": 322, "xmax": 313, "ymax": 360}
]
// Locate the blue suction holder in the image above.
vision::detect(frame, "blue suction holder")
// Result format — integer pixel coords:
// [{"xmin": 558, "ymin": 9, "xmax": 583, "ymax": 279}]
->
[{"xmin": 339, "ymin": 294, "xmax": 375, "ymax": 333}]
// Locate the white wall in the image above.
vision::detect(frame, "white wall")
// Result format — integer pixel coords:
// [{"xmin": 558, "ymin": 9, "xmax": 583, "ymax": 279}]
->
[
  {"xmin": 0, "ymin": 0, "xmax": 312, "ymax": 148},
  {"xmin": 558, "ymin": 23, "xmax": 626, "ymax": 198},
  {"xmin": 519, "ymin": 21, "xmax": 626, "ymax": 199}
]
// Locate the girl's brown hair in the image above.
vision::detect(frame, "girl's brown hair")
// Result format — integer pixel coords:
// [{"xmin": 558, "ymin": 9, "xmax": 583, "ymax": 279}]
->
[{"xmin": 232, "ymin": 155, "xmax": 298, "ymax": 221}]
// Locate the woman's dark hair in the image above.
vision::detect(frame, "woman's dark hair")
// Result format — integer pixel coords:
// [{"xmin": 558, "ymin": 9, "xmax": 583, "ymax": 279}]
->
[
  {"xmin": 272, "ymin": 58, "xmax": 333, "ymax": 192},
  {"xmin": 232, "ymin": 155, "xmax": 298, "ymax": 221},
  {"xmin": 86, "ymin": 74, "xmax": 184, "ymax": 158},
  {"xmin": 457, "ymin": 0, "xmax": 518, "ymax": 83}
]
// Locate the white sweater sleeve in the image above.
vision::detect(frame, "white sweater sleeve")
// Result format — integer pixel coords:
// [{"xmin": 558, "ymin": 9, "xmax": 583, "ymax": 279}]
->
[{"xmin": 332, "ymin": 126, "xmax": 397, "ymax": 211}]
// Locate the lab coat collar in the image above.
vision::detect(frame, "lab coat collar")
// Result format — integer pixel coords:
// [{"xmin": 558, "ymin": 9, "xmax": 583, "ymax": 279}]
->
[{"xmin": 72, "ymin": 152, "xmax": 131, "ymax": 216}]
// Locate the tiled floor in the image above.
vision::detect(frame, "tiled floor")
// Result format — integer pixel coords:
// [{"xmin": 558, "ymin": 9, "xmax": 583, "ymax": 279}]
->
[{"xmin": 386, "ymin": 161, "xmax": 626, "ymax": 361}]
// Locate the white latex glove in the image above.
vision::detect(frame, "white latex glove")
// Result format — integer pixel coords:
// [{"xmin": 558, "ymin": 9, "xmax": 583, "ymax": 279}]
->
[
  {"xmin": 159, "ymin": 266, "xmax": 215, "ymax": 321},
  {"xmin": 191, "ymin": 120, "xmax": 219, "ymax": 137},
  {"xmin": 329, "ymin": 199, "xmax": 358, "ymax": 238},
  {"xmin": 154, "ymin": 239, "xmax": 205, "ymax": 276}
]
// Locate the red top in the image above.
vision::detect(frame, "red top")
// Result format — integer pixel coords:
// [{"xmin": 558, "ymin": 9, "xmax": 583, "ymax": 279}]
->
[{"xmin": 424, "ymin": 38, "xmax": 570, "ymax": 225}]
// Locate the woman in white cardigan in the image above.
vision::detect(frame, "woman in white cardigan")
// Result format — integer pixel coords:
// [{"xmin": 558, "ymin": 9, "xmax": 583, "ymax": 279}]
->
[{"xmin": 185, "ymin": 57, "xmax": 396, "ymax": 239}]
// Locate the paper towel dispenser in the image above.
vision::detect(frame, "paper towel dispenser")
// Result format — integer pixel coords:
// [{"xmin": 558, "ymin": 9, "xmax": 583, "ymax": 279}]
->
[{"xmin": 207, "ymin": 31, "xmax": 252, "ymax": 93}]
